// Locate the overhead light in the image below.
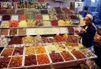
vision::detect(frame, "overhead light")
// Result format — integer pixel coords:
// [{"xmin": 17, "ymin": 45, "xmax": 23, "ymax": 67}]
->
[{"xmin": 91, "ymin": 0, "xmax": 95, "ymax": 3}]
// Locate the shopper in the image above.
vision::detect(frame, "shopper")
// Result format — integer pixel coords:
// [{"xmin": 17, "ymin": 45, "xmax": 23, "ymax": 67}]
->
[{"xmin": 75, "ymin": 14, "xmax": 96, "ymax": 51}]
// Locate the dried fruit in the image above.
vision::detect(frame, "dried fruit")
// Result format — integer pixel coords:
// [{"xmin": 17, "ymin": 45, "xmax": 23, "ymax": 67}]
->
[
  {"xmin": 25, "ymin": 47, "xmax": 35, "ymax": 55},
  {"xmin": 9, "ymin": 56, "xmax": 22, "ymax": 67},
  {"xmin": 35, "ymin": 46, "xmax": 46, "ymax": 54},
  {"xmin": 37, "ymin": 54, "xmax": 50, "ymax": 64},
  {"xmin": 1, "ymin": 48, "xmax": 14, "ymax": 57},
  {"xmin": 61, "ymin": 51, "xmax": 74, "ymax": 61},
  {"xmin": 0, "ymin": 57, "xmax": 11, "ymax": 68},
  {"xmin": 50, "ymin": 52, "xmax": 63, "ymax": 63},
  {"xmin": 25, "ymin": 55, "xmax": 37, "ymax": 66}
]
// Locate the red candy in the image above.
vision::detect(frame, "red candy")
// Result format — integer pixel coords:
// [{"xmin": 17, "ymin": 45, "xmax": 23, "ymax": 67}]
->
[
  {"xmin": 50, "ymin": 52, "xmax": 63, "ymax": 63},
  {"xmin": 10, "ymin": 20, "xmax": 18, "ymax": 27},
  {"xmin": 51, "ymin": 20, "xmax": 58, "ymax": 26}
]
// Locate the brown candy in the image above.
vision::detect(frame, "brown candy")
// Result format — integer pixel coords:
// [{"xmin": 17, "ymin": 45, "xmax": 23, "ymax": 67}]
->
[
  {"xmin": 9, "ymin": 56, "xmax": 22, "ymax": 67},
  {"xmin": 1, "ymin": 48, "xmax": 14, "ymax": 57}
]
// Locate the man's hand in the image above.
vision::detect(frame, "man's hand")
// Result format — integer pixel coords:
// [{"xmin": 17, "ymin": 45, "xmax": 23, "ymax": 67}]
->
[
  {"xmin": 81, "ymin": 28, "xmax": 86, "ymax": 32},
  {"xmin": 75, "ymin": 29, "xmax": 80, "ymax": 34}
]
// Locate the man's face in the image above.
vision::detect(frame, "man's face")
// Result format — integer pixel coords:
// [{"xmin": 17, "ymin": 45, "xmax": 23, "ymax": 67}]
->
[{"xmin": 84, "ymin": 16, "xmax": 91, "ymax": 25}]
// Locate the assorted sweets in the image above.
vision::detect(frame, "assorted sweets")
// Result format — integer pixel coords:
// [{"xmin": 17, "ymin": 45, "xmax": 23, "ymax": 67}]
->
[
  {"xmin": 71, "ymin": 49, "xmax": 86, "ymax": 59},
  {"xmin": 1, "ymin": 48, "xmax": 14, "ymax": 57},
  {"xmin": 35, "ymin": 46, "xmax": 46, "ymax": 54},
  {"xmin": 18, "ymin": 28, "xmax": 26, "ymax": 36},
  {"xmin": 0, "ymin": 7, "xmax": 81, "ymax": 28},
  {"xmin": 10, "ymin": 29, "xmax": 17, "ymax": 36},
  {"xmin": 22, "ymin": 36, "xmax": 34, "ymax": 44},
  {"xmin": 0, "ymin": 7, "xmax": 95, "ymax": 69},
  {"xmin": 1, "ymin": 29, "xmax": 9, "ymax": 35},
  {"xmin": 13, "ymin": 47, "xmax": 23, "ymax": 56},
  {"xmin": 25, "ymin": 47, "xmax": 35, "ymax": 55},
  {"xmin": 25, "ymin": 55, "xmax": 37, "ymax": 66},
  {"xmin": 0, "ymin": 57, "xmax": 11, "ymax": 68},
  {"xmin": 8, "ymin": 36, "xmax": 22, "ymax": 45},
  {"xmin": 37, "ymin": 54, "xmax": 50, "ymax": 64},
  {"xmin": 9, "ymin": 56, "xmax": 22, "ymax": 67},
  {"xmin": 61, "ymin": 51, "xmax": 74, "ymax": 61},
  {"xmin": 50, "ymin": 51, "xmax": 64, "ymax": 63}
]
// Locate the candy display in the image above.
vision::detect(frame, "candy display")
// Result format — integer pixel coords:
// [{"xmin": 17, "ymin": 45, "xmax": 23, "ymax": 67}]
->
[
  {"xmin": 46, "ymin": 44, "xmax": 58, "ymax": 53},
  {"xmin": 49, "ymin": 14, "xmax": 57, "ymax": 20},
  {"xmin": 25, "ymin": 47, "xmax": 35, "ymax": 55},
  {"xmin": 1, "ymin": 29, "xmax": 9, "ymax": 35},
  {"xmin": 37, "ymin": 54, "xmax": 50, "ymax": 64},
  {"xmin": 27, "ymin": 20, "xmax": 34, "ymax": 27},
  {"xmin": 10, "ymin": 20, "xmax": 18, "ymax": 27},
  {"xmin": 71, "ymin": 49, "xmax": 86, "ymax": 59},
  {"xmin": 9, "ymin": 56, "xmax": 22, "ymax": 67},
  {"xmin": 27, "ymin": 15, "xmax": 34, "ymax": 20},
  {"xmin": 68, "ymin": 27, "xmax": 74, "ymax": 34},
  {"xmin": 80, "ymin": 48, "xmax": 96, "ymax": 58},
  {"xmin": 0, "ymin": 37, "xmax": 9, "ymax": 47},
  {"xmin": 1, "ymin": 21, "xmax": 10, "ymax": 28},
  {"xmin": 58, "ymin": 19, "xmax": 66, "ymax": 26},
  {"xmin": 0, "ymin": 5, "xmax": 97, "ymax": 69},
  {"xmin": 18, "ymin": 28, "xmax": 26, "ymax": 36},
  {"xmin": 19, "ymin": 15, "xmax": 26, "ymax": 20},
  {"xmin": 10, "ymin": 29, "xmax": 17, "ymax": 36},
  {"xmin": 8, "ymin": 36, "xmax": 22, "ymax": 45},
  {"xmin": 22, "ymin": 36, "xmax": 34, "ymax": 44},
  {"xmin": 13, "ymin": 47, "xmax": 23, "ymax": 56},
  {"xmin": 0, "ymin": 57, "xmax": 11, "ymax": 68},
  {"xmin": 25, "ymin": 55, "xmax": 37, "ymax": 66},
  {"xmin": 11, "ymin": 15, "xmax": 19, "ymax": 21},
  {"xmin": 61, "ymin": 51, "xmax": 74, "ymax": 61},
  {"xmin": 54, "ymin": 43, "xmax": 66, "ymax": 52},
  {"xmin": 19, "ymin": 20, "xmax": 27, "ymax": 27},
  {"xmin": 42, "ymin": 37, "xmax": 55, "ymax": 43},
  {"xmin": 51, "ymin": 20, "xmax": 58, "ymax": 26},
  {"xmin": 56, "ymin": 14, "xmax": 66, "ymax": 20},
  {"xmin": 2, "ymin": 15, "xmax": 11, "ymax": 20},
  {"xmin": 35, "ymin": 46, "xmax": 46, "ymax": 54},
  {"xmin": 54, "ymin": 35, "xmax": 65, "ymax": 42},
  {"xmin": 35, "ymin": 14, "xmax": 42, "ymax": 20},
  {"xmin": 50, "ymin": 52, "xmax": 63, "ymax": 63},
  {"xmin": 1, "ymin": 48, "xmax": 14, "ymax": 57},
  {"xmin": 65, "ymin": 35, "xmax": 79, "ymax": 46},
  {"xmin": 42, "ymin": 15, "xmax": 50, "ymax": 20},
  {"xmin": 43, "ymin": 21, "xmax": 51, "ymax": 26}
]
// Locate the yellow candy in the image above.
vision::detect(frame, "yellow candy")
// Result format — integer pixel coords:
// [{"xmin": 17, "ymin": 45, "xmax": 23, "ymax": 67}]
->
[
  {"xmin": 42, "ymin": 15, "xmax": 49, "ymax": 21},
  {"xmin": 25, "ymin": 47, "xmax": 35, "ymax": 55},
  {"xmin": 58, "ymin": 20, "xmax": 66, "ymax": 26},
  {"xmin": 19, "ymin": 20, "xmax": 27, "ymax": 27}
]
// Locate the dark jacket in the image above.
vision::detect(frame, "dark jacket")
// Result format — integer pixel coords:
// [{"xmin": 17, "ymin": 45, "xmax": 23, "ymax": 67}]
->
[{"xmin": 79, "ymin": 23, "xmax": 96, "ymax": 48}]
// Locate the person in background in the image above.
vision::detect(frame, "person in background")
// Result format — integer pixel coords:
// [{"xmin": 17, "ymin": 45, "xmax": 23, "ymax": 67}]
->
[
  {"xmin": 75, "ymin": 14, "xmax": 96, "ymax": 51},
  {"xmin": 82, "ymin": 6, "xmax": 89, "ymax": 17}
]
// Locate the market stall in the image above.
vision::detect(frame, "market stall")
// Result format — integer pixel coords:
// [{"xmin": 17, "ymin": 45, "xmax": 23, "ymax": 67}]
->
[{"xmin": 0, "ymin": 0, "xmax": 97, "ymax": 69}]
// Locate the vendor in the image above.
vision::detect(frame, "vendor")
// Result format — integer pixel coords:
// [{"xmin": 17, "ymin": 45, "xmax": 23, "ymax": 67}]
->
[{"xmin": 76, "ymin": 14, "xmax": 96, "ymax": 51}]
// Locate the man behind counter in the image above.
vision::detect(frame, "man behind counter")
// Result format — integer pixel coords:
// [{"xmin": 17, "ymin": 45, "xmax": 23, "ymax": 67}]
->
[{"xmin": 75, "ymin": 14, "xmax": 96, "ymax": 51}]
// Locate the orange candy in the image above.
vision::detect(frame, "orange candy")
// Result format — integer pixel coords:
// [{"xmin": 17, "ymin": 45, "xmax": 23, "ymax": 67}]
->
[
  {"xmin": 19, "ymin": 15, "xmax": 26, "ymax": 20},
  {"xmin": 35, "ymin": 46, "xmax": 46, "ymax": 54},
  {"xmin": 37, "ymin": 54, "xmax": 50, "ymax": 64}
]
